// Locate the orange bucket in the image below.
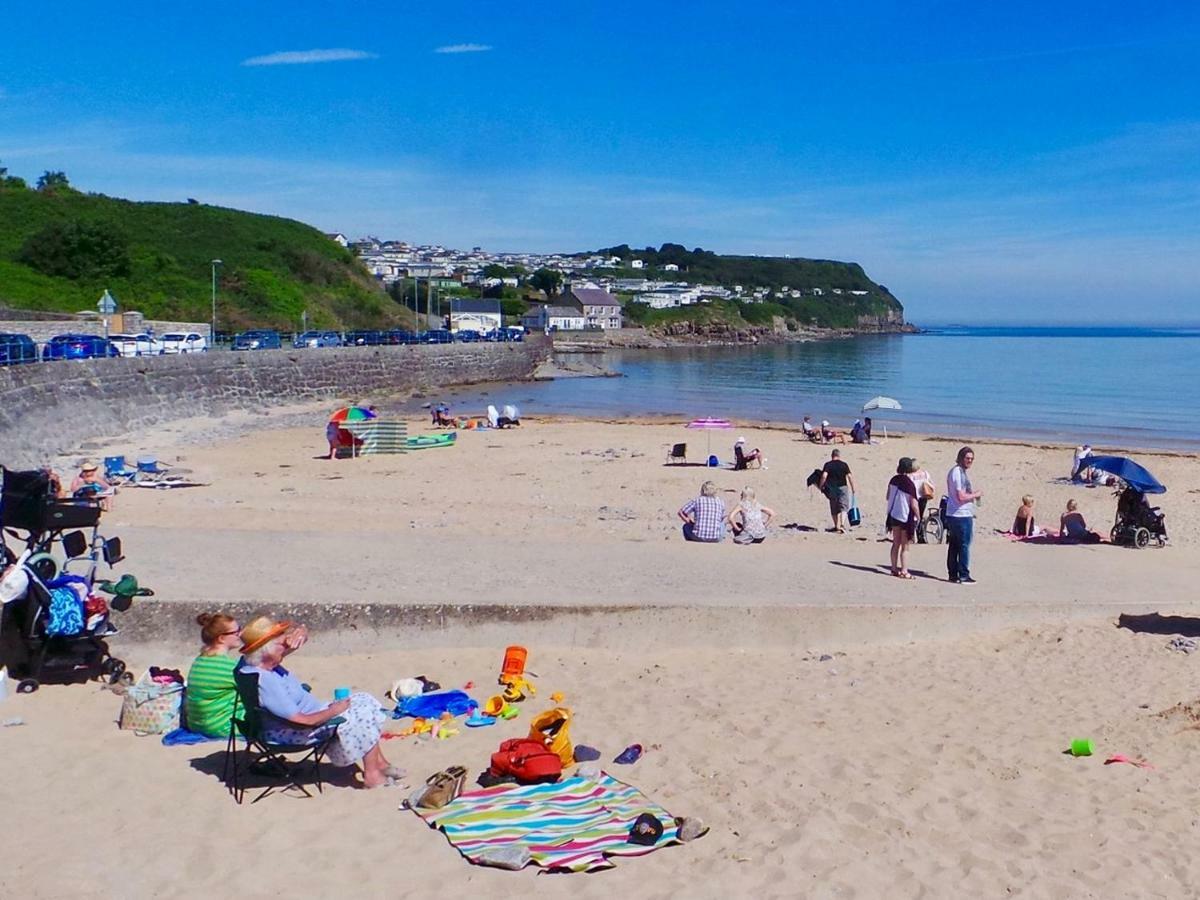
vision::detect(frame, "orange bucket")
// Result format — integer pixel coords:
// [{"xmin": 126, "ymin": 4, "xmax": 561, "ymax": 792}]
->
[{"xmin": 501, "ymin": 646, "xmax": 528, "ymax": 678}]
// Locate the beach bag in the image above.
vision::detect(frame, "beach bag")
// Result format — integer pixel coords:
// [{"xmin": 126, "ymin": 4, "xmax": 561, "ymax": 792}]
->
[
  {"xmin": 847, "ymin": 502, "xmax": 862, "ymax": 528},
  {"xmin": 44, "ymin": 584, "xmax": 86, "ymax": 636},
  {"xmin": 489, "ymin": 737, "xmax": 562, "ymax": 784},
  {"xmin": 528, "ymin": 707, "xmax": 574, "ymax": 766},
  {"xmin": 416, "ymin": 765, "xmax": 467, "ymax": 810},
  {"xmin": 119, "ymin": 670, "xmax": 184, "ymax": 734},
  {"xmin": 920, "ymin": 480, "xmax": 935, "ymax": 500}
]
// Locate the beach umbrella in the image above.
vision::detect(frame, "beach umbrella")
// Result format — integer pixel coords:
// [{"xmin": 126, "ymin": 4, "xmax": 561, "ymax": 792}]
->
[
  {"xmin": 861, "ymin": 396, "xmax": 902, "ymax": 413},
  {"xmin": 1080, "ymin": 456, "xmax": 1166, "ymax": 494},
  {"xmin": 861, "ymin": 396, "xmax": 902, "ymax": 441},
  {"xmin": 685, "ymin": 417, "xmax": 733, "ymax": 456},
  {"xmin": 329, "ymin": 406, "xmax": 377, "ymax": 424}
]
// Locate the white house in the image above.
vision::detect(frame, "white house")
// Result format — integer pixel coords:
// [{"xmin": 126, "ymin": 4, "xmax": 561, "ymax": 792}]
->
[
  {"xmin": 325, "ymin": 232, "xmax": 349, "ymax": 248},
  {"xmin": 522, "ymin": 305, "xmax": 587, "ymax": 331},
  {"xmin": 662, "ymin": 263, "xmax": 679, "ymax": 272},
  {"xmin": 630, "ymin": 259, "xmax": 645, "ymax": 269},
  {"xmin": 449, "ymin": 298, "xmax": 502, "ymax": 334}
]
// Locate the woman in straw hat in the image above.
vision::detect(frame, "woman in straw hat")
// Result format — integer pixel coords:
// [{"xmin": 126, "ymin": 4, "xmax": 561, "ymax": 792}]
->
[
  {"xmin": 70, "ymin": 460, "xmax": 112, "ymax": 510},
  {"xmin": 237, "ymin": 616, "xmax": 401, "ymax": 789}
]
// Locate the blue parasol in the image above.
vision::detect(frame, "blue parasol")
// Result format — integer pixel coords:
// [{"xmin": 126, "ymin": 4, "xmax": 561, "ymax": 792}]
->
[{"xmin": 1080, "ymin": 456, "xmax": 1166, "ymax": 494}]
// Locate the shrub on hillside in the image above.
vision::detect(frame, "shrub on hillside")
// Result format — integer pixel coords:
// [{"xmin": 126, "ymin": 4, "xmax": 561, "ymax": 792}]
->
[{"xmin": 17, "ymin": 220, "xmax": 132, "ymax": 281}]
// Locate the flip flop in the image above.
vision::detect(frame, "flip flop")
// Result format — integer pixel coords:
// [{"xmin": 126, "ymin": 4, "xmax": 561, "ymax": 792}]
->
[{"xmin": 1104, "ymin": 754, "xmax": 1154, "ymax": 769}]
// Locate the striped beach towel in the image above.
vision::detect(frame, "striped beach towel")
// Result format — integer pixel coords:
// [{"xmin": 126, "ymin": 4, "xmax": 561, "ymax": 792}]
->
[{"xmin": 413, "ymin": 773, "xmax": 682, "ymax": 873}]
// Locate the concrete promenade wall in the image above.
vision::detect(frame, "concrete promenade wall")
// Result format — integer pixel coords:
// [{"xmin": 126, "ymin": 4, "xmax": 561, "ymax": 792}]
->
[{"xmin": 0, "ymin": 337, "xmax": 550, "ymax": 465}]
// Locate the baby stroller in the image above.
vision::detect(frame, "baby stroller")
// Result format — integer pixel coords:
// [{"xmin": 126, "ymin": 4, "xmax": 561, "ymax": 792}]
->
[
  {"xmin": 1, "ymin": 467, "xmax": 133, "ymax": 693},
  {"xmin": 1111, "ymin": 487, "xmax": 1168, "ymax": 549}
]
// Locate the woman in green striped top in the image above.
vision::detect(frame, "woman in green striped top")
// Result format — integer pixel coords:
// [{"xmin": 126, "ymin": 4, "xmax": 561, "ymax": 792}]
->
[{"xmin": 185, "ymin": 613, "xmax": 242, "ymax": 737}]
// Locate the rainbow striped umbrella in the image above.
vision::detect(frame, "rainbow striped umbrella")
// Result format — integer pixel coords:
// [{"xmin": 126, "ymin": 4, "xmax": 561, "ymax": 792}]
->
[{"xmin": 329, "ymin": 406, "xmax": 377, "ymax": 423}]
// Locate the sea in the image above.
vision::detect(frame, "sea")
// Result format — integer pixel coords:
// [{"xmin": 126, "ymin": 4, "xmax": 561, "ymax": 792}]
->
[{"xmin": 441, "ymin": 326, "xmax": 1200, "ymax": 450}]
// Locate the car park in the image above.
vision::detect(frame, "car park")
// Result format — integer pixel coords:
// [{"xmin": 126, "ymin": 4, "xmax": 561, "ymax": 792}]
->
[
  {"xmin": 0, "ymin": 333, "xmax": 40, "ymax": 366},
  {"xmin": 231, "ymin": 329, "xmax": 282, "ymax": 351},
  {"xmin": 42, "ymin": 334, "xmax": 120, "ymax": 361},
  {"xmin": 109, "ymin": 333, "xmax": 163, "ymax": 357},
  {"xmin": 160, "ymin": 332, "xmax": 209, "ymax": 354},
  {"xmin": 293, "ymin": 330, "xmax": 343, "ymax": 349}
]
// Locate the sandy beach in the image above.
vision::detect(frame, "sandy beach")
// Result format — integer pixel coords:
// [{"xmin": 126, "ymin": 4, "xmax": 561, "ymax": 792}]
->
[{"xmin": 4, "ymin": 412, "xmax": 1200, "ymax": 898}]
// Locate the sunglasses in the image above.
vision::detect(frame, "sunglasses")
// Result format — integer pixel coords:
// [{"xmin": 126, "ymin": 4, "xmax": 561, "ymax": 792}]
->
[{"xmin": 221, "ymin": 629, "xmax": 240, "ymax": 637}]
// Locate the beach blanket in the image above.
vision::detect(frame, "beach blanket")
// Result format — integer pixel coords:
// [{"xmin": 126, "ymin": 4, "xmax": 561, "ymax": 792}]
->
[
  {"xmin": 412, "ymin": 772, "xmax": 683, "ymax": 873},
  {"xmin": 996, "ymin": 530, "xmax": 1101, "ymax": 545}
]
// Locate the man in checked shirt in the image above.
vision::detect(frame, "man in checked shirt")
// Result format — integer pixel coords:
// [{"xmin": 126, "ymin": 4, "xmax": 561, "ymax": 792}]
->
[{"xmin": 678, "ymin": 480, "xmax": 728, "ymax": 542}]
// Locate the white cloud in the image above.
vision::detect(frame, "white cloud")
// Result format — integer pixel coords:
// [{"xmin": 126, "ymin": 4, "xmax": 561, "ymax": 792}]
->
[
  {"xmin": 241, "ymin": 48, "xmax": 377, "ymax": 67},
  {"xmin": 434, "ymin": 44, "xmax": 492, "ymax": 55}
]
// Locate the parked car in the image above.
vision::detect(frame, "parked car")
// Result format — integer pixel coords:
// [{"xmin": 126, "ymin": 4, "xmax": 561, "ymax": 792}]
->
[
  {"xmin": 381, "ymin": 329, "xmax": 418, "ymax": 345},
  {"xmin": 343, "ymin": 330, "xmax": 386, "ymax": 346},
  {"xmin": 421, "ymin": 329, "xmax": 454, "ymax": 344},
  {"xmin": 293, "ymin": 330, "xmax": 343, "ymax": 349},
  {"xmin": 231, "ymin": 329, "xmax": 282, "ymax": 351},
  {"xmin": 109, "ymin": 332, "xmax": 164, "ymax": 357},
  {"xmin": 160, "ymin": 332, "xmax": 209, "ymax": 354},
  {"xmin": 42, "ymin": 333, "xmax": 121, "ymax": 361},
  {"xmin": 0, "ymin": 332, "xmax": 39, "ymax": 366}
]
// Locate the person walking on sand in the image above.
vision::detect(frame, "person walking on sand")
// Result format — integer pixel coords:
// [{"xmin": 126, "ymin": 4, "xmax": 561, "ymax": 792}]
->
[
  {"xmin": 945, "ymin": 446, "xmax": 982, "ymax": 584},
  {"xmin": 818, "ymin": 449, "xmax": 856, "ymax": 533}
]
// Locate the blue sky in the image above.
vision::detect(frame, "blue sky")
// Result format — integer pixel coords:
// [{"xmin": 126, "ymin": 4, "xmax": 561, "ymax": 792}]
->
[{"xmin": 3, "ymin": 1, "xmax": 1200, "ymax": 324}]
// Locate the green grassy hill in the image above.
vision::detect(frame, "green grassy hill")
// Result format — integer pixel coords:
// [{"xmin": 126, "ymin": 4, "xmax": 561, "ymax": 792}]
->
[
  {"xmin": 588, "ymin": 243, "xmax": 905, "ymax": 330},
  {"xmin": 0, "ymin": 181, "xmax": 406, "ymax": 330}
]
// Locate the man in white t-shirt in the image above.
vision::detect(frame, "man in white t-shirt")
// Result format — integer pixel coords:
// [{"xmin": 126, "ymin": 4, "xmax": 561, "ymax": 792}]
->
[{"xmin": 945, "ymin": 446, "xmax": 982, "ymax": 584}]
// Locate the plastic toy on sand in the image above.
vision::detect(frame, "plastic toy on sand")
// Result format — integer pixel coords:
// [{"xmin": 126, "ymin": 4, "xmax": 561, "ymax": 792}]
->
[{"xmin": 1069, "ymin": 738, "xmax": 1093, "ymax": 757}]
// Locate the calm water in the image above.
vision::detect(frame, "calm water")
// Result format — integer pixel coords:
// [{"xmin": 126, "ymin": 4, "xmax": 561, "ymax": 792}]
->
[{"xmin": 445, "ymin": 327, "xmax": 1200, "ymax": 449}]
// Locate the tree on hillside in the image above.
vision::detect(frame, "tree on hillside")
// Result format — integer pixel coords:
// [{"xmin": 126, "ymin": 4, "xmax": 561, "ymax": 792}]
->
[
  {"xmin": 18, "ymin": 220, "xmax": 131, "ymax": 280},
  {"xmin": 482, "ymin": 263, "xmax": 510, "ymax": 279},
  {"xmin": 529, "ymin": 267, "xmax": 562, "ymax": 296},
  {"xmin": 36, "ymin": 171, "xmax": 71, "ymax": 192}
]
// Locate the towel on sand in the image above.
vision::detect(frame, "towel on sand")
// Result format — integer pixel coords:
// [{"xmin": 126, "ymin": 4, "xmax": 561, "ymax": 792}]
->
[{"xmin": 411, "ymin": 772, "xmax": 683, "ymax": 873}]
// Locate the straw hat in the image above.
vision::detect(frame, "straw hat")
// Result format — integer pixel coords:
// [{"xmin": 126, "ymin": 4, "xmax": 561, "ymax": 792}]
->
[
  {"xmin": 240, "ymin": 615, "xmax": 293, "ymax": 654},
  {"xmin": 80, "ymin": 460, "xmax": 98, "ymax": 473},
  {"xmin": 735, "ymin": 436, "xmax": 746, "ymax": 445}
]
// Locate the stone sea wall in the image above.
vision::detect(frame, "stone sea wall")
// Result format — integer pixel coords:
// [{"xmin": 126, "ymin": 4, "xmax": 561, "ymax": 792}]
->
[{"xmin": 0, "ymin": 338, "xmax": 550, "ymax": 465}]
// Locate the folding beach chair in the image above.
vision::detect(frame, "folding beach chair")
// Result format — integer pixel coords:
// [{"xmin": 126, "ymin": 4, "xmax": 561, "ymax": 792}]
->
[
  {"xmin": 666, "ymin": 443, "xmax": 687, "ymax": 464},
  {"xmin": 224, "ymin": 670, "xmax": 343, "ymax": 804}
]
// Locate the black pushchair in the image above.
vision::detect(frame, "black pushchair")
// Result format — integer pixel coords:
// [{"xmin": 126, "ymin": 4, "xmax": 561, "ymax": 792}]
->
[
  {"xmin": 1, "ymin": 467, "xmax": 132, "ymax": 693},
  {"xmin": 1112, "ymin": 487, "xmax": 1168, "ymax": 549},
  {"xmin": 1076, "ymin": 455, "xmax": 1169, "ymax": 550}
]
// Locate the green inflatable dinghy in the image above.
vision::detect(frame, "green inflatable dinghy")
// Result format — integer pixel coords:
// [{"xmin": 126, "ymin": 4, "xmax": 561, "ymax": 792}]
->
[{"xmin": 405, "ymin": 432, "xmax": 457, "ymax": 450}]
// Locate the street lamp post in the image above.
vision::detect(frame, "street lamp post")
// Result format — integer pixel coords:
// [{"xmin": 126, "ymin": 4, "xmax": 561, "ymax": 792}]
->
[{"xmin": 210, "ymin": 259, "xmax": 223, "ymax": 347}]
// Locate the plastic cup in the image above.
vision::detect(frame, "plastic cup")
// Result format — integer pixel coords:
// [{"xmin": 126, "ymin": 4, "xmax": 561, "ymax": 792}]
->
[
  {"xmin": 1070, "ymin": 738, "xmax": 1093, "ymax": 757},
  {"xmin": 334, "ymin": 687, "xmax": 351, "ymax": 700}
]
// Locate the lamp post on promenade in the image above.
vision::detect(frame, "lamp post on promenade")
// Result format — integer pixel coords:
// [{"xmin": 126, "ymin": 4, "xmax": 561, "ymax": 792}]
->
[{"xmin": 210, "ymin": 259, "xmax": 223, "ymax": 347}]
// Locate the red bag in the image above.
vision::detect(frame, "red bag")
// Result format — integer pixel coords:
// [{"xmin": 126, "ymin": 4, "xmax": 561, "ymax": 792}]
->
[{"xmin": 489, "ymin": 738, "xmax": 562, "ymax": 784}]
